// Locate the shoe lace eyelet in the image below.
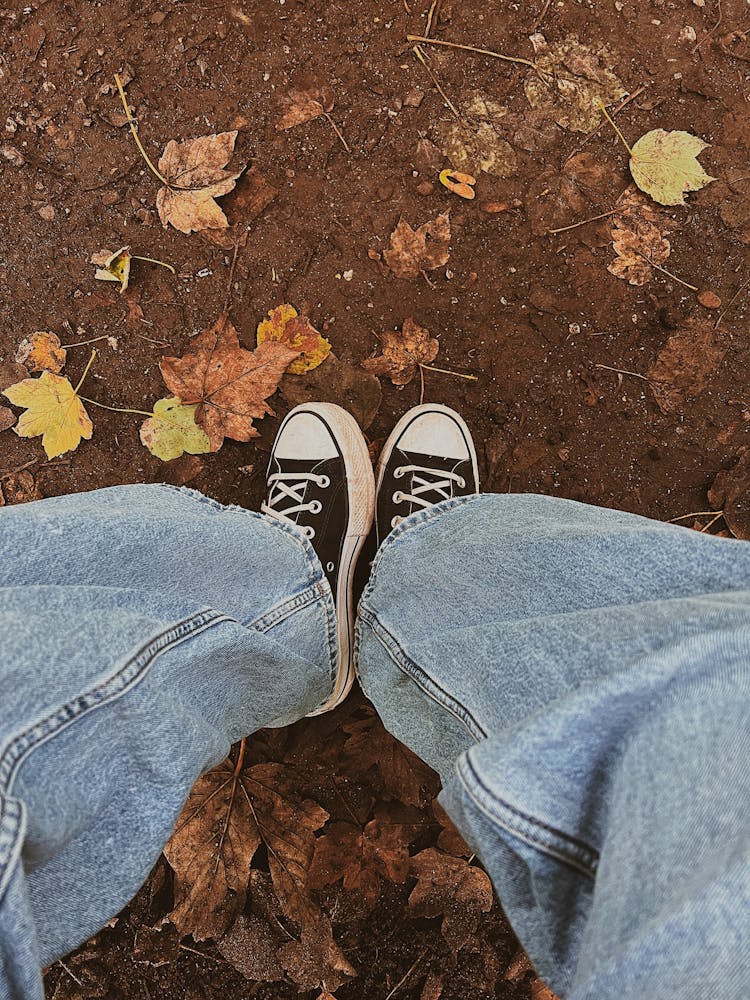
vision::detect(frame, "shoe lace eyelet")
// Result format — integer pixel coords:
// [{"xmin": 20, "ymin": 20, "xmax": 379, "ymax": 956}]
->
[
  {"xmin": 392, "ymin": 491, "xmax": 403, "ymax": 504},
  {"xmin": 394, "ymin": 467, "xmax": 404, "ymax": 479},
  {"xmin": 326, "ymin": 560, "xmax": 335, "ymax": 573},
  {"xmin": 319, "ymin": 475, "xmax": 330, "ymax": 488},
  {"xmin": 305, "ymin": 526, "xmax": 315, "ymax": 540},
  {"xmin": 309, "ymin": 500, "xmax": 323, "ymax": 514},
  {"xmin": 391, "ymin": 516, "xmax": 402, "ymax": 528},
  {"xmin": 457, "ymin": 477, "xmax": 466, "ymax": 488}
]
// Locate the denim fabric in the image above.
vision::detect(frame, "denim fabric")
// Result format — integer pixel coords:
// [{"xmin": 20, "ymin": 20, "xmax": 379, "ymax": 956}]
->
[
  {"xmin": 1, "ymin": 486, "xmax": 749, "ymax": 1000},
  {"xmin": 356, "ymin": 493, "xmax": 750, "ymax": 1000}
]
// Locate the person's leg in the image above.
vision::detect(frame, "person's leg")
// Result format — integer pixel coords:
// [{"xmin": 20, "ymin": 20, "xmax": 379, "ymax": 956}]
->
[
  {"xmin": 0, "ymin": 405, "xmax": 374, "ymax": 1000},
  {"xmin": 357, "ymin": 413, "xmax": 750, "ymax": 1000}
]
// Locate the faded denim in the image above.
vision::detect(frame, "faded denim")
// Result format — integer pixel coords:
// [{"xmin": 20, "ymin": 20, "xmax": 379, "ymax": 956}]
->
[{"xmin": 1, "ymin": 485, "xmax": 748, "ymax": 1000}]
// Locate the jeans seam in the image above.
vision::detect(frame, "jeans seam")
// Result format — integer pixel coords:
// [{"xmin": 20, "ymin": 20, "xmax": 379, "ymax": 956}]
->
[
  {"xmin": 458, "ymin": 753, "xmax": 599, "ymax": 878},
  {"xmin": 0, "ymin": 608, "xmax": 231, "ymax": 902},
  {"xmin": 357, "ymin": 605, "xmax": 488, "ymax": 741},
  {"xmin": 0, "ymin": 796, "xmax": 26, "ymax": 907}
]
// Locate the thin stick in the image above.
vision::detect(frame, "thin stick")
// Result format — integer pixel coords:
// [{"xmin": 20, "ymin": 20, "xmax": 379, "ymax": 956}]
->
[
  {"xmin": 549, "ymin": 209, "xmax": 616, "ymax": 235},
  {"xmin": 597, "ymin": 99, "xmax": 633, "ymax": 156},
  {"xmin": 78, "ymin": 396, "xmax": 155, "ymax": 418},
  {"xmin": 715, "ymin": 275, "xmax": 749, "ymax": 328},
  {"xmin": 418, "ymin": 360, "xmax": 425, "ymax": 404},
  {"xmin": 534, "ymin": 0, "xmax": 553, "ymax": 29},
  {"xmin": 57, "ymin": 961, "xmax": 83, "ymax": 987},
  {"xmin": 323, "ymin": 112, "xmax": 351, "ymax": 153},
  {"xmin": 0, "ymin": 459, "xmax": 38, "ymax": 481},
  {"xmin": 74, "ymin": 349, "xmax": 97, "ymax": 394},
  {"xmin": 637, "ymin": 253, "xmax": 698, "ymax": 292},
  {"xmin": 669, "ymin": 510, "xmax": 719, "ymax": 522},
  {"xmin": 223, "ymin": 240, "xmax": 241, "ymax": 315},
  {"xmin": 425, "ymin": 0, "xmax": 441, "ymax": 36},
  {"xmin": 420, "ymin": 363, "xmax": 478, "ymax": 380},
  {"xmin": 61, "ymin": 334, "xmax": 113, "ymax": 348},
  {"xmin": 131, "ymin": 254, "xmax": 176, "ymax": 275},
  {"xmin": 692, "ymin": 0, "xmax": 722, "ymax": 53},
  {"xmin": 412, "ymin": 45, "xmax": 460, "ymax": 118},
  {"xmin": 114, "ymin": 73, "xmax": 169, "ymax": 185},
  {"xmin": 384, "ymin": 949, "xmax": 428, "ymax": 1000},
  {"xmin": 407, "ymin": 34, "xmax": 539, "ymax": 73},
  {"xmin": 699, "ymin": 510, "xmax": 725, "ymax": 533},
  {"xmin": 594, "ymin": 363, "xmax": 649, "ymax": 381}
]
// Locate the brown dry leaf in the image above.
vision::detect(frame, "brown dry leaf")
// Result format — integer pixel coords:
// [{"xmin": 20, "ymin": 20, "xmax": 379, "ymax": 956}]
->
[
  {"xmin": 308, "ymin": 802, "xmax": 424, "ymax": 903},
  {"xmin": 280, "ymin": 354, "xmax": 382, "ymax": 430},
  {"xmin": 362, "ymin": 318, "xmax": 439, "ymax": 387},
  {"xmin": 279, "ymin": 921, "xmax": 356, "ymax": 992},
  {"xmin": 437, "ymin": 91, "xmax": 517, "ymax": 179},
  {"xmin": 608, "ymin": 221, "xmax": 670, "ymax": 286},
  {"xmin": 341, "ymin": 712, "xmax": 440, "ymax": 807},
  {"xmin": 708, "ymin": 449, "xmax": 750, "ymax": 540},
  {"xmin": 2, "ymin": 470, "xmax": 42, "ymax": 504},
  {"xmin": 156, "ymin": 131, "xmax": 244, "ymax": 234},
  {"xmin": 200, "ymin": 166, "xmax": 279, "ymax": 249},
  {"xmin": 160, "ymin": 314, "xmax": 299, "ymax": 451},
  {"xmin": 525, "ymin": 34, "xmax": 626, "ymax": 132},
  {"xmin": 421, "ymin": 972, "xmax": 444, "ymax": 1000},
  {"xmin": 218, "ymin": 915, "xmax": 285, "ymax": 982},
  {"xmin": 257, "ymin": 305, "xmax": 332, "ymax": 375},
  {"xmin": 433, "ymin": 800, "xmax": 471, "ymax": 858},
  {"xmin": 408, "ymin": 848, "xmax": 493, "ymax": 953},
  {"xmin": 531, "ymin": 978, "xmax": 561, "ymax": 1000},
  {"xmin": 15, "ymin": 331, "xmax": 67, "ymax": 374},
  {"xmin": 647, "ymin": 321, "xmax": 725, "ymax": 414},
  {"xmin": 525, "ymin": 153, "xmax": 615, "ymax": 235},
  {"xmin": 383, "ymin": 213, "xmax": 450, "ymax": 280},
  {"xmin": 0, "ymin": 405, "xmax": 16, "ymax": 431},
  {"xmin": 276, "ymin": 80, "xmax": 335, "ymax": 131}
]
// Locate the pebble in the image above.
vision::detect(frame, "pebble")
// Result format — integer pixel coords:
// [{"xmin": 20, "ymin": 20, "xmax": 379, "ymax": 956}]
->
[
  {"xmin": 698, "ymin": 291, "xmax": 721, "ymax": 309},
  {"xmin": 679, "ymin": 25, "xmax": 697, "ymax": 42},
  {"xmin": 402, "ymin": 89, "xmax": 424, "ymax": 108},
  {"xmin": 37, "ymin": 204, "xmax": 55, "ymax": 221},
  {"xmin": 480, "ymin": 201, "xmax": 509, "ymax": 213},
  {"xmin": 416, "ymin": 180, "xmax": 434, "ymax": 196}
]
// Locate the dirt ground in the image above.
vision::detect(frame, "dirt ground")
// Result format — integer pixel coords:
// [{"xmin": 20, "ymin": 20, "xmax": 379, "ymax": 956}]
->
[{"xmin": 1, "ymin": 0, "xmax": 749, "ymax": 996}]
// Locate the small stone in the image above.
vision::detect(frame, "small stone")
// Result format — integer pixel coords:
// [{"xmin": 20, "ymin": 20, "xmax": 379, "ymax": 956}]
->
[
  {"xmin": 150, "ymin": 11, "xmax": 167, "ymax": 24},
  {"xmin": 101, "ymin": 190, "xmax": 121, "ymax": 206},
  {"xmin": 416, "ymin": 180, "xmax": 434, "ymax": 196},
  {"xmin": 343, "ymin": 269, "xmax": 353, "ymax": 281},
  {"xmin": 480, "ymin": 201, "xmax": 509, "ymax": 213},
  {"xmin": 679, "ymin": 25, "xmax": 697, "ymax": 42},
  {"xmin": 698, "ymin": 291, "xmax": 721, "ymax": 309},
  {"xmin": 403, "ymin": 88, "xmax": 424, "ymax": 108},
  {"xmin": 1, "ymin": 144, "xmax": 25, "ymax": 166},
  {"xmin": 37, "ymin": 204, "xmax": 55, "ymax": 221}
]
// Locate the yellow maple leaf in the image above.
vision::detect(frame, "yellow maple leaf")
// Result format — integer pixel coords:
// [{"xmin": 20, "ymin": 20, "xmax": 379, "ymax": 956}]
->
[
  {"xmin": 139, "ymin": 397, "xmax": 211, "ymax": 461},
  {"xmin": 256, "ymin": 305, "xmax": 331, "ymax": 375},
  {"xmin": 629, "ymin": 129, "xmax": 715, "ymax": 206},
  {"xmin": 3, "ymin": 371, "xmax": 93, "ymax": 459}
]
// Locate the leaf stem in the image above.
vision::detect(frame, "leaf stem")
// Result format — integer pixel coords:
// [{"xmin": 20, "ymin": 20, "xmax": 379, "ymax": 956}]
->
[
  {"xmin": 419, "ymin": 363, "xmax": 479, "ymax": 381},
  {"xmin": 114, "ymin": 73, "xmax": 169, "ymax": 186},
  {"xmin": 597, "ymin": 99, "xmax": 634, "ymax": 157},
  {"xmin": 77, "ymin": 396, "xmax": 154, "ymax": 418},
  {"xmin": 74, "ymin": 349, "xmax": 97, "ymax": 394},
  {"xmin": 131, "ymin": 254, "xmax": 176, "ymax": 274}
]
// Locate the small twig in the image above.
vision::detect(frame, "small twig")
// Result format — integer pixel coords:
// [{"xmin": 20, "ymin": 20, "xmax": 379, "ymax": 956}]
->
[
  {"xmin": 669, "ymin": 510, "xmax": 720, "ymax": 522},
  {"xmin": 715, "ymin": 275, "xmax": 749, "ymax": 328},
  {"xmin": 223, "ymin": 239, "xmax": 241, "ymax": 314},
  {"xmin": 419, "ymin": 265, "xmax": 438, "ymax": 288},
  {"xmin": 73, "ymin": 349, "xmax": 97, "ymax": 394},
  {"xmin": 420, "ymin": 363, "xmax": 478, "ymax": 381},
  {"xmin": 699, "ymin": 510, "xmax": 725, "ymax": 532},
  {"xmin": 418, "ymin": 360, "xmax": 425, "ymax": 404},
  {"xmin": 548, "ymin": 209, "xmax": 616, "ymax": 235},
  {"xmin": 384, "ymin": 949, "xmax": 428, "ymax": 1000},
  {"xmin": 534, "ymin": 0, "xmax": 553, "ymax": 29},
  {"xmin": 425, "ymin": 0, "xmax": 441, "ymax": 36},
  {"xmin": 594, "ymin": 363, "xmax": 649, "ymax": 381},
  {"xmin": 636, "ymin": 252, "xmax": 698, "ymax": 292},
  {"xmin": 597, "ymin": 98, "xmax": 633, "ymax": 156},
  {"xmin": 412, "ymin": 45, "xmax": 460, "ymax": 118},
  {"xmin": 692, "ymin": 0, "xmax": 722, "ymax": 53},
  {"xmin": 57, "ymin": 961, "xmax": 83, "ymax": 987},
  {"xmin": 114, "ymin": 73, "xmax": 169, "ymax": 185},
  {"xmin": 407, "ymin": 33, "xmax": 542, "ymax": 76},
  {"xmin": 178, "ymin": 944, "xmax": 229, "ymax": 965},
  {"xmin": 323, "ymin": 111, "xmax": 351, "ymax": 153},
  {"xmin": 133, "ymin": 332, "xmax": 171, "ymax": 347},
  {"xmin": 61, "ymin": 334, "xmax": 113, "ymax": 348},
  {"xmin": 0, "ymin": 459, "xmax": 38, "ymax": 481}
]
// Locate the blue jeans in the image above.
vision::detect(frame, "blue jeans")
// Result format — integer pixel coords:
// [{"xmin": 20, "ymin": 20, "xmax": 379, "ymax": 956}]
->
[{"xmin": 1, "ymin": 485, "xmax": 748, "ymax": 1000}]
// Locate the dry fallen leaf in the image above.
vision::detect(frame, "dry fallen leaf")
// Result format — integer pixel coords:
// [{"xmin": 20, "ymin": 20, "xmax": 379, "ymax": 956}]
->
[
  {"xmin": 1, "ymin": 470, "xmax": 42, "ymax": 504},
  {"xmin": 525, "ymin": 34, "xmax": 626, "ymax": 132},
  {"xmin": 408, "ymin": 848, "xmax": 493, "ymax": 953},
  {"xmin": 437, "ymin": 92, "xmax": 517, "ymax": 179},
  {"xmin": 15, "ymin": 331, "xmax": 67, "ymax": 374},
  {"xmin": 362, "ymin": 318, "xmax": 439, "ymax": 387},
  {"xmin": 257, "ymin": 305, "xmax": 332, "ymax": 374},
  {"xmin": 160, "ymin": 314, "xmax": 299, "ymax": 451},
  {"xmin": 276, "ymin": 80, "xmax": 335, "ymax": 131},
  {"xmin": 218, "ymin": 915, "xmax": 285, "ymax": 982},
  {"xmin": 433, "ymin": 800, "xmax": 472, "ymax": 858},
  {"xmin": 608, "ymin": 222, "xmax": 670, "ymax": 286},
  {"xmin": 156, "ymin": 131, "xmax": 244, "ymax": 234},
  {"xmin": 0, "ymin": 405, "xmax": 16, "ymax": 431},
  {"xmin": 629, "ymin": 129, "xmax": 715, "ymax": 206},
  {"xmin": 525, "ymin": 152, "xmax": 615, "ymax": 235},
  {"xmin": 383, "ymin": 212, "xmax": 450, "ymax": 279},
  {"xmin": 91, "ymin": 246, "xmax": 132, "ymax": 293},
  {"xmin": 3, "ymin": 370, "xmax": 92, "ymax": 459},
  {"xmin": 647, "ymin": 321, "xmax": 725, "ymax": 414},
  {"xmin": 139, "ymin": 396, "xmax": 212, "ymax": 462},
  {"xmin": 200, "ymin": 166, "xmax": 279, "ymax": 249},
  {"xmin": 708, "ymin": 449, "xmax": 750, "ymax": 540},
  {"xmin": 531, "ymin": 978, "xmax": 561, "ymax": 1000}
]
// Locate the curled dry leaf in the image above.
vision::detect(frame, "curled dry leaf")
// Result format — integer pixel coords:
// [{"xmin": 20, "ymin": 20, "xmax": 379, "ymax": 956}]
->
[
  {"xmin": 91, "ymin": 246, "xmax": 132, "ymax": 293},
  {"xmin": 608, "ymin": 186, "xmax": 673, "ymax": 285},
  {"xmin": 525, "ymin": 34, "xmax": 626, "ymax": 133},
  {"xmin": 276, "ymin": 80, "xmax": 335, "ymax": 131},
  {"xmin": 156, "ymin": 131, "xmax": 244, "ymax": 234},
  {"xmin": 0, "ymin": 405, "xmax": 16, "ymax": 431},
  {"xmin": 3, "ymin": 371, "xmax": 92, "ymax": 459},
  {"xmin": 139, "ymin": 396, "xmax": 212, "ymax": 462},
  {"xmin": 160, "ymin": 314, "xmax": 299, "ymax": 451},
  {"xmin": 257, "ymin": 305, "xmax": 332, "ymax": 374},
  {"xmin": 15, "ymin": 331, "xmax": 67, "ymax": 374},
  {"xmin": 629, "ymin": 130, "xmax": 715, "ymax": 207},
  {"xmin": 708, "ymin": 449, "xmax": 750, "ymax": 540},
  {"xmin": 362, "ymin": 317, "xmax": 439, "ymax": 387},
  {"xmin": 408, "ymin": 848, "xmax": 493, "ymax": 953},
  {"xmin": 384, "ymin": 212, "xmax": 450, "ymax": 279},
  {"xmin": 647, "ymin": 321, "xmax": 725, "ymax": 414}
]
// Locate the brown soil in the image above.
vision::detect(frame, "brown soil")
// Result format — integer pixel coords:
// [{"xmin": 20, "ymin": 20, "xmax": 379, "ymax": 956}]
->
[{"xmin": 2, "ymin": 0, "xmax": 749, "ymax": 996}]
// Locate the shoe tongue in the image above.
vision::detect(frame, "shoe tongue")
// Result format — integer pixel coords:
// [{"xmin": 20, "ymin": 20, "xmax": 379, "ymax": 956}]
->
[
  {"xmin": 273, "ymin": 456, "xmax": 330, "ymax": 475},
  {"xmin": 397, "ymin": 448, "xmax": 461, "ymax": 472}
]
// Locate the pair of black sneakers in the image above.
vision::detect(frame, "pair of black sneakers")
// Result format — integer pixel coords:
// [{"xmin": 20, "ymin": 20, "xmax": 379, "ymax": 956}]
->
[{"xmin": 261, "ymin": 403, "xmax": 479, "ymax": 714}]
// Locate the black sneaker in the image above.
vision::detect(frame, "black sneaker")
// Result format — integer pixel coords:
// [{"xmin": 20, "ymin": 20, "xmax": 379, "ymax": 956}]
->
[
  {"xmin": 376, "ymin": 403, "xmax": 479, "ymax": 545},
  {"xmin": 262, "ymin": 403, "xmax": 375, "ymax": 714}
]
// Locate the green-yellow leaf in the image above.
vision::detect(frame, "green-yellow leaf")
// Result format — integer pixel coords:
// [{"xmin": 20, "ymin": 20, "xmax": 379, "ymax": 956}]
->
[
  {"xmin": 2, "ymin": 371, "xmax": 93, "ymax": 459},
  {"xmin": 630, "ymin": 129, "xmax": 715, "ymax": 207},
  {"xmin": 91, "ymin": 246, "xmax": 132, "ymax": 293},
  {"xmin": 140, "ymin": 396, "xmax": 212, "ymax": 461}
]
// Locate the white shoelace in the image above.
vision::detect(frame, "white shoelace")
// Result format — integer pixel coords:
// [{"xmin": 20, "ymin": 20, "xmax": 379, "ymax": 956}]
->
[
  {"xmin": 391, "ymin": 464, "xmax": 465, "ymax": 528},
  {"xmin": 261, "ymin": 471, "xmax": 329, "ymax": 539}
]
